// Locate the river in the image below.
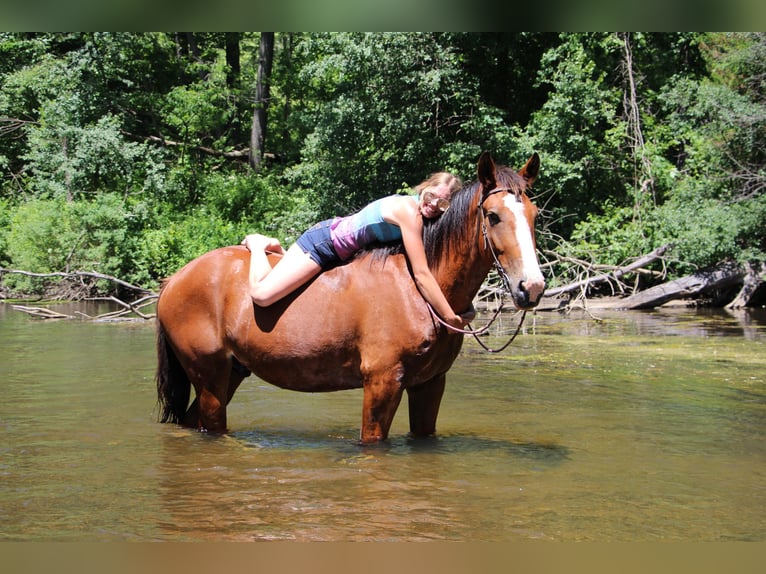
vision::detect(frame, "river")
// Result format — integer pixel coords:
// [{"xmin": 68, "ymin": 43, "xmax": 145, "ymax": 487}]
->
[{"xmin": 1, "ymin": 302, "xmax": 764, "ymax": 541}]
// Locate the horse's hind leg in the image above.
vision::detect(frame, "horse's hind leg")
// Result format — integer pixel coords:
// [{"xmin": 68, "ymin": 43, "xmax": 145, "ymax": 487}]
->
[
  {"xmin": 185, "ymin": 355, "xmax": 235, "ymax": 433},
  {"xmin": 182, "ymin": 359, "xmax": 247, "ymax": 429},
  {"xmin": 406, "ymin": 373, "xmax": 446, "ymax": 437},
  {"xmin": 183, "ymin": 357, "xmax": 250, "ymax": 432}
]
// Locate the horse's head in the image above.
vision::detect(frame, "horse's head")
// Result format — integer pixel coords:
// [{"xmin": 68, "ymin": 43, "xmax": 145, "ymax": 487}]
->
[{"xmin": 477, "ymin": 152, "xmax": 546, "ymax": 309}]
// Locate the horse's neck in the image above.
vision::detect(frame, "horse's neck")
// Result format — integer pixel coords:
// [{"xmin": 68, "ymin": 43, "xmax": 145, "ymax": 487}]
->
[{"xmin": 432, "ymin": 216, "xmax": 493, "ymax": 312}]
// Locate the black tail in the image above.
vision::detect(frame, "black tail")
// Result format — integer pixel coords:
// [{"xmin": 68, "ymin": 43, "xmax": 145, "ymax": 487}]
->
[{"xmin": 156, "ymin": 321, "xmax": 190, "ymax": 424}]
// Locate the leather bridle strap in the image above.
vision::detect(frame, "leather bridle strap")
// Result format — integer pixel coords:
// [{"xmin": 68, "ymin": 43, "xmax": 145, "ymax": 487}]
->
[{"xmin": 425, "ymin": 183, "xmax": 527, "ymax": 352}]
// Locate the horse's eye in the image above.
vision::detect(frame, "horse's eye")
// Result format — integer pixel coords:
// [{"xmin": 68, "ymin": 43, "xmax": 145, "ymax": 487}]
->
[{"xmin": 486, "ymin": 212, "xmax": 501, "ymax": 226}]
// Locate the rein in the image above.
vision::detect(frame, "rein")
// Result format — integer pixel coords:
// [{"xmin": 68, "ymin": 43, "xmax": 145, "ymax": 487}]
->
[
  {"xmin": 426, "ymin": 184, "xmax": 527, "ymax": 353},
  {"xmin": 427, "ymin": 301, "xmax": 527, "ymax": 354}
]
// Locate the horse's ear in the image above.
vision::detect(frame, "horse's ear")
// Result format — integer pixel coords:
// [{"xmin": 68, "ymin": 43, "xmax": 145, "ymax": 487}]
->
[
  {"xmin": 477, "ymin": 151, "xmax": 497, "ymax": 190},
  {"xmin": 519, "ymin": 152, "xmax": 540, "ymax": 185}
]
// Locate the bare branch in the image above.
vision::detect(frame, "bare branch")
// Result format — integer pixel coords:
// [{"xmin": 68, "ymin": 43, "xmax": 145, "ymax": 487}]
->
[
  {"xmin": 0, "ymin": 268, "xmax": 155, "ymax": 296},
  {"xmin": 543, "ymin": 244, "xmax": 672, "ymax": 298}
]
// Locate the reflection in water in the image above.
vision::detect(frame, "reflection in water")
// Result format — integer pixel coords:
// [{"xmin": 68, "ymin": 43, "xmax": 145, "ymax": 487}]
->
[
  {"xmin": 1, "ymin": 303, "xmax": 765, "ymax": 541},
  {"xmin": 154, "ymin": 428, "xmax": 571, "ymax": 541}
]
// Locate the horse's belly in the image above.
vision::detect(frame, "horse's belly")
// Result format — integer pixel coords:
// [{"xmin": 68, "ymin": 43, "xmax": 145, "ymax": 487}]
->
[
  {"xmin": 249, "ymin": 351, "xmax": 364, "ymax": 392},
  {"xmin": 237, "ymin": 324, "xmax": 365, "ymax": 392}
]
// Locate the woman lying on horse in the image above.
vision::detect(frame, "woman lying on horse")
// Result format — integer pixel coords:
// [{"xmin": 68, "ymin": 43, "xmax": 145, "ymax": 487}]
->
[{"xmin": 241, "ymin": 172, "xmax": 476, "ymax": 330}]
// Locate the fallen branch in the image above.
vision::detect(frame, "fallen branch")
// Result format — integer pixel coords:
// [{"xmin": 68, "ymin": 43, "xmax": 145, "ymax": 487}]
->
[
  {"xmin": 0, "ymin": 268, "xmax": 155, "ymax": 296},
  {"xmin": 77, "ymin": 295, "xmax": 158, "ymax": 320},
  {"xmin": 544, "ymin": 244, "xmax": 671, "ymax": 298},
  {"xmin": 139, "ymin": 134, "xmax": 251, "ymax": 160},
  {"xmin": 11, "ymin": 295, "xmax": 157, "ymax": 321},
  {"xmin": 617, "ymin": 260, "xmax": 745, "ymax": 309},
  {"xmin": 10, "ymin": 305, "xmax": 73, "ymax": 319},
  {"xmin": 726, "ymin": 262, "xmax": 766, "ymax": 309}
]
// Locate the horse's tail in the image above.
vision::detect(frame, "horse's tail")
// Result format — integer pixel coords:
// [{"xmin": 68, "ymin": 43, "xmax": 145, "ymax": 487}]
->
[{"xmin": 156, "ymin": 320, "xmax": 190, "ymax": 424}]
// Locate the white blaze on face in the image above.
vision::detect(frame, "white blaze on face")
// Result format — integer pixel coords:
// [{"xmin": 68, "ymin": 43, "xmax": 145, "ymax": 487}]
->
[{"xmin": 504, "ymin": 195, "xmax": 545, "ymax": 302}]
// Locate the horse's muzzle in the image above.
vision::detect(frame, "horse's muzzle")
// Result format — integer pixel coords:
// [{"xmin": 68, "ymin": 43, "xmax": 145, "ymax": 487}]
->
[{"xmin": 514, "ymin": 279, "xmax": 546, "ymax": 309}]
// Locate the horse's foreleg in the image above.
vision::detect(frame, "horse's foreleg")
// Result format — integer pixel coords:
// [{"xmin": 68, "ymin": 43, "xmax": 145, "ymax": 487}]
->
[
  {"xmin": 360, "ymin": 376, "xmax": 404, "ymax": 444},
  {"xmin": 406, "ymin": 373, "xmax": 446, "ymax": 438},
  {"xmin": 197, "ymin": 385, "xmax": 228, "ymax": 432}
]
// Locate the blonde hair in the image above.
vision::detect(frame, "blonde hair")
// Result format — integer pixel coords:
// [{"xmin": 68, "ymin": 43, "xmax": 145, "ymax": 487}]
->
[{"xmin": 415, "ymin": 172, "xmax": 462, "ymax": 198}]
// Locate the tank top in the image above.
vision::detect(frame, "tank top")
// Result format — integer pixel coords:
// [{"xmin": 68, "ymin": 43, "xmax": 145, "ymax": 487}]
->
[{"xmin": 330, "ymin": 194, "xmax": 418, "ymax": 261}]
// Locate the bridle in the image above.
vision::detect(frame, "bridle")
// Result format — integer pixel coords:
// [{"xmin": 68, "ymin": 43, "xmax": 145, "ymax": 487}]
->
[
  {"xmin": 480, "ymin": 186, "xmax": 520, "ymax": 294},
  {"xmin": 426, "ymin": 184, "xmax": 527, "ymax": 353}
]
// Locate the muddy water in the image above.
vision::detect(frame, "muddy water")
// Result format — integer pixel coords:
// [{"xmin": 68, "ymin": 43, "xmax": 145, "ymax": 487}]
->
[{"xmin": 1, "ymin": 302, "xmax": 764, "ymax": 541}]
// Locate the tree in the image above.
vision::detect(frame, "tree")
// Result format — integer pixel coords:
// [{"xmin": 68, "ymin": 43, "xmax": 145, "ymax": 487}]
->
[{"xmin": 249, "ymin": 32, "xmax": 274, "ymax": 171}]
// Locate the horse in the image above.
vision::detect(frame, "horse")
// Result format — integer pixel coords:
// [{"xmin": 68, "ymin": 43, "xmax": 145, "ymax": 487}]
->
[{"xmin": 156, "ymin": 152, "xmax": 545, "ymax": 443}]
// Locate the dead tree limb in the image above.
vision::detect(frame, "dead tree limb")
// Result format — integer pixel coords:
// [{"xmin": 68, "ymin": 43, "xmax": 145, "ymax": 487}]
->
[
  {"xmin": 0, "ymin": 268, "xmax": 155, "ymax": 296},
  {"xmin": 136, "ymin": 134, "xmax": 250, "ymax": 160},
  {"xmin": 10, "ymin": 305, "xmax": 73, "ymax": 319},
  {"xmin": 725, "ymin": 262, "xmax": 766, "ymax": 309},
  {"xmin": 544, "ymin": 244, "xmax": 671, "ymax": 298},
  {"xmin": 617, "ymin": 260, "xmax": 745, "ymax": 309}
]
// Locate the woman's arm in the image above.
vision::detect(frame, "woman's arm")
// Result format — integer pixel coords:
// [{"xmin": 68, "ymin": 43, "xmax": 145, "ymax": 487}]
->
[{"xmin": 381, "ymin": 197, "xmax": 465, "ymax": 330}]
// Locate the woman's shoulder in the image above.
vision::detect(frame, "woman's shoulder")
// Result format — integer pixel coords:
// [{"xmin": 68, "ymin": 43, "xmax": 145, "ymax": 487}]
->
[
  {"xmin": 379, "ymin": 193, "xmax": 417, "ymax": 209},
  {"xmin": 379, "ymin": 194, "xmax": 419, "ymax": 225}
]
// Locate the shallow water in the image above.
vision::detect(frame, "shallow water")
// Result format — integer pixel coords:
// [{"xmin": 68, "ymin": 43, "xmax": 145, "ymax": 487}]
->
[{"xmin": 1, "ymin": 302, "xmax": 764, "ymax": 541}]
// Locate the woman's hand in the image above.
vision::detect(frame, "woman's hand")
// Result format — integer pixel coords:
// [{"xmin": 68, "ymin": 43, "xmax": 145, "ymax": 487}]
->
[
  {"xmin": 442, "ymin": 314, "xmax": 463, "ymax": 330},
  {"xmin": 443, "ymin": 305, "xmax": 476, "ymax": 331}
]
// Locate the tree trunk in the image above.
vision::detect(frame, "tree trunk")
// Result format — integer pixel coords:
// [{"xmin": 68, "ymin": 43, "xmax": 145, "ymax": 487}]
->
[
  {"xmin": 726, "ymin": 262, "xmax": 766, "ymax": 308},
  {"xmin": 250, "ymin": 32, "xmax": 275, "ymax": 171},
  {"xmin": 618, "ymin": 261, "xmax": 746, "ymax": 309},
  {"xmin": 225, "ymin": 32, "xmax": 240, "ymax": 89}
]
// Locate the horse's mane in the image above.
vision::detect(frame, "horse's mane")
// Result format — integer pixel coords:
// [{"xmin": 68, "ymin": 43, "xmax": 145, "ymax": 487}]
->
[{"xmin": 358, "ymin": 165, "xmax": 528, "ymax": 269}]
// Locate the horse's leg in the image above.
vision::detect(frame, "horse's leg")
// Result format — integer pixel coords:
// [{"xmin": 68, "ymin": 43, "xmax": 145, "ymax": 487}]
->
[
  {"xmin": 406, "ymin": 373, "xmax": 446, "ymax": 438},
  {"xmin": 182, "ymin": 357, "xmax": 247, "ymax": 429},
  {"xmin": 360, "ymin": 375, "xmax": 404, "ymax": 444},
  {"xmin": 188, "ymin": 354, "xmax": 234, "ymax": 433}
]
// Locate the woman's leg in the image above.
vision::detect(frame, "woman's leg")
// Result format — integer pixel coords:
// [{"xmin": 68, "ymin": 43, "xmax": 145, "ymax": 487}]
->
[
  {"xmin": 242, "ymin": 234, "xmax": 284, "ymax": 283},
  {"xmin": 245, "ymin": 242, "xmax": 322, "ymax": 307}
]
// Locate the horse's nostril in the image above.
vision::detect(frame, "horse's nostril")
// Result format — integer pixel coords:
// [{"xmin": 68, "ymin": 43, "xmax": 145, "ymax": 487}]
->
[{"xmin": 521, "ymin": 279, "xmax": 544, "ymax": 305}]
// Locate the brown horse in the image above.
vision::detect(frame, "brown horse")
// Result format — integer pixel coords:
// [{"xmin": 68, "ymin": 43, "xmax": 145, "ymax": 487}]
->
[{"xmin": 156, "ymin": 152, "xmax": 545, "ymax": 443}]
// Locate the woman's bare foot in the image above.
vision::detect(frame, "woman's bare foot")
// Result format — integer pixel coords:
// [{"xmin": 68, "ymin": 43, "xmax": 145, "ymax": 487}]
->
[{"xmin": 241, "ymin": 234, "xmax": 284, "ymax": 254}]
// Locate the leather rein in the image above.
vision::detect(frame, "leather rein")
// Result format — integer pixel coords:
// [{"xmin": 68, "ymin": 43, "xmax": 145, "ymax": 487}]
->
[{"xmin": 427, "ymin": 185, "xmax": 527, "ymax": 353}]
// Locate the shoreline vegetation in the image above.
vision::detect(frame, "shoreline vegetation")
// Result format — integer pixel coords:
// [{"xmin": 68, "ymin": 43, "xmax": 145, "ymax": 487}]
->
[
  {"xmin": 1, "ymin": 34, "xmax": 764, "ymax": 319},
  {"xmin": 3, "ymin": 246, "xmax": 763, "ymax": 321}
]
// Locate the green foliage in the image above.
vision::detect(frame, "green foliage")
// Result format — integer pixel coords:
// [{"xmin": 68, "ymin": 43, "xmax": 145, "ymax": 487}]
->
[
  {"xmin": 290, "ymin": 33, "xmax": 507, "ymax": 216},
  {"xmin": 569, "ymin": 201, "xmax": 659, "ymax": 267},
  {"xmin": 0, "ymin": 198, "xmax": 11, "ymax": 267},
  {"xmin": 0, "ymin": 32, "xmax": 764, "ymax": 298},
  {"xmin": 25, "ymin": 113, "xmax": 167, "ymax": 200},
  {"xmin": 135, "ymin": 210, "xmax": 243, "ymax": 282},
  {"xmin": 653, "ymin": 196, "xmax": 765, "ymax": 273},
  {"xmin": 524, "ymin": 33, "xmax": 629, "ymax": 235}
]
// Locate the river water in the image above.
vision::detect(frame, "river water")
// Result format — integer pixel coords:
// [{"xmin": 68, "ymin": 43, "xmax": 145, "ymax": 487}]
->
[{"xmin": 1, "ymin": 302, "xmax": 764, "ymax": 541}]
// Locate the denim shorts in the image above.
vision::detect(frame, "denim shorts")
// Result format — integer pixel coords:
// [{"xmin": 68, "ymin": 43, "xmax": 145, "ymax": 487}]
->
[{"xmin": 295, "ymin": 218, "xmax": 342, "ymax": 269}]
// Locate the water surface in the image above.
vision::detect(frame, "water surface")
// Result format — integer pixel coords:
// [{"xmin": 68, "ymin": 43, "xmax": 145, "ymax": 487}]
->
[{"xmin": 1, "ymin": 303, "xmax": 764, "ymax": 541}]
